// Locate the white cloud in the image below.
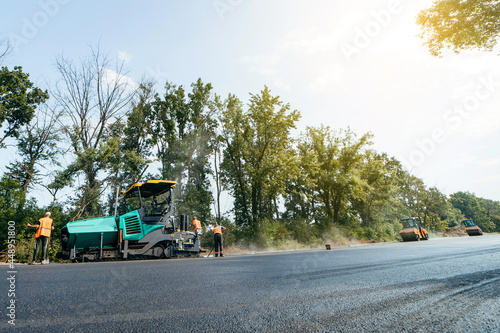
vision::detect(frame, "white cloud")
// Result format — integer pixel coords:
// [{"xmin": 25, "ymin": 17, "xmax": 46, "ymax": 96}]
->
[
  {"xmin": 307, "ymin": 64, "xmax": 344, "ymax": 93},
  {"xmin": 477, "ymin": 158, "xmax": 500, "ymax": 166},
  {"xmin": 276, "ymin": 27, "xmax": 337, "ymax": 55},
  {"xmin": 475, "ymin": 174, "xmax": 500, "ymax": 183},
  {"xmin": 451, "ymin": 153, "xmax": 476, "ymax": 168},
  {"xmin": 102, "ymin": 67, "xmax": 139, "ymax": 94},
  {"xmin": 117, "ymin": 50, "xmax": 133, "ymax": 64},
  {"xmin": 451, "ymin": 154, "xmax": 500, "ymax": 168},
  {"xmin": 241, "ymin": 53, "xmax": 280, "ymax": 77}
]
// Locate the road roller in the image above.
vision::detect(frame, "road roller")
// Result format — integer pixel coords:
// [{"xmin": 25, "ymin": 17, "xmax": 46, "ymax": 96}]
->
[
  {"xmin": 399, "ymin": 217, "xmax": 429, "ymax": 241},
  {"xmin": 462, "ymin": 219, "xmax": 483, "ymax": 236}
]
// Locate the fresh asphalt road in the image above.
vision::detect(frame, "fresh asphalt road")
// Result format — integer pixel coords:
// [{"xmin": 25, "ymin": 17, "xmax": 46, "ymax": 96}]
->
[{"xmin": 3, "ymin": 234, "xmax": 500, "ymax": 332}]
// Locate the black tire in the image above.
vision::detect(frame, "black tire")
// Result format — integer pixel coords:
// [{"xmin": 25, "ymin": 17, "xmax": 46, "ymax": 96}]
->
[{"xmin": 151, "ymin": 245, "xmax": 165, "ymax": 259}]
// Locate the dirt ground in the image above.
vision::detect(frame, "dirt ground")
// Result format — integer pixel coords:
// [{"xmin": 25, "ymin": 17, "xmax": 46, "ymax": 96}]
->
[{"xmin": 438, "ymin": 225, "xmax": 469, "ymax": 237}]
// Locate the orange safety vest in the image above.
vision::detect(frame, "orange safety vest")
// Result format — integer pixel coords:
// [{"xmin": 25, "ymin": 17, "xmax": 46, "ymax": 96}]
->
[
  {"xmin": 193, "ymin": 219, "xmax": 201, "ymax": 231},
  {"xmin": 213, "ymin": 225, "xmax": 221, "ymax": 235},
  {"xmin": 213, "ymin": 225, "xmax": 226, "ymax": 235},
  {"xmin": 35, "ymin": 217, "xmax": 53, "ymax": 238}
]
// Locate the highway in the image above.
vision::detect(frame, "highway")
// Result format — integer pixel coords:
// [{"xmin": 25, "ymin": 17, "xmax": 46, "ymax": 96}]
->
[{"xmin": 3, "ymin": 234, "xmax": 500, "ymax": 332}]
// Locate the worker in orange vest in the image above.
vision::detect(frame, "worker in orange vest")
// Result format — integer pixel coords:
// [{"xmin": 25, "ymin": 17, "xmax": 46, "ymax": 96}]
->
[
  {"xmin": 27, "ymin": 212, "xmax": 54, "ymax": 265},
  {"xmin": 213, "ymin": 224, "xmax": 226, "ymax": 257},
  {"xmin": 193, "ymin": 217, "xmax": 202, "ymax": 236},
  {"xmin": 192, "ymin": 216, "xmax": 202, "ymax": 249}
]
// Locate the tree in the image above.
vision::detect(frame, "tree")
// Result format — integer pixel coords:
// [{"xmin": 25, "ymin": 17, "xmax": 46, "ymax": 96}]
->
[
  {"xmin": 150, "ymin": 79, "xmax": 216, "ymax": 222},
  {"xmin": 450, "ymin": 191, "xmax": 483, "ymax": 219},
  {"xmin": 450, "ymin": 191, "xmax": 495, "ymax": 231},
  {"xmin": 149, "ymin": 82, "xmax": 180, "ymax": 180},
  {"xmin": 478, "ymin": 197, "xmax": 500, "ymax": 230},
  {"xmin": 0, "ymin": 66, "xmax": 49, "ymax": 147},
  {"xmin": 44, "ymin": 168, "xmax": 74, "ymax": 212},
  {"xmin": 53, "ymin": 47, "xmax": 136, "ymax": 218},
  {"xmin": 282, "ymin": 134, "xmax": 319, "ymax": 223},
  {"xmin": 219, "ymin": 87, "xmax": 300, "ymax": 232},
  {"xmin": 396, "ymin": 171, "xmax": 427, "ymax": 217},
  {"xmin": 294, "ymin": 126, "xmax": 373, "ymax": 229},
  {"xmin": 212, "ymin": 96, "xmax": 226, "ymax": 224},
  {"xmin": 120, "ymin": 82, "xmax": 155, "ymax": 182},
  {"xmin": 104, "ymin": 82, "xmax": 156, "ymax": 213},
  {"xmin": 420, "ymin": 186, "xmax": 450, "ymax": 232},
  {"xmin": 0, "ymin": 39, "xmax": 11, "ymax": 64},
  {"xmin": 218, "ymin": 93, "xmax": 251, "ymax": 225},
  {"xmin": 350, "ymin": 152, "xmax": 402, "ymax": 228},
  {"xmin": 0, "ymin": 176, "xmax": 39, "ymax": 245},
  {"xmin": 417, "ymin": 0, "xmax": 500, "ymax": 56},
  {"xmin": 182, "ymin": 79, "xmax": 217, "ymax": 222},
  {"xmin": 7, "ymin": 107, "xmax": 61, "ymax": 195}
]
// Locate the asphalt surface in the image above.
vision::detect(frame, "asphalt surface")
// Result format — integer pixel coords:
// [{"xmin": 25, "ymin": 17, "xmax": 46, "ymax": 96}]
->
[{"xmin": 2, "ymin": 234, "xmax": 500, "ymax": 332}]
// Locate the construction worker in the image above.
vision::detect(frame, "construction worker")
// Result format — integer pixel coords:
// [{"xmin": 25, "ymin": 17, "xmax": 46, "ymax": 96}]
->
[
  {"xmin": 27, "ymin": 212, "xmax": 54, "ymax": 265},
  {"xmin": 213, "ymin": 223, "xmax": 226, "ymax": 257},
  {"xmin": 193, "ymin": 217, "xmax": 202, "ymax": 235}
]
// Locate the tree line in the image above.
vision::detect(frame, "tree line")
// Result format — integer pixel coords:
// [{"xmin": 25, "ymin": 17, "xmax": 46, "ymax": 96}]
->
[{"xmin": 1, "ymin": 46, "xmax": 499, "ymax": 258}]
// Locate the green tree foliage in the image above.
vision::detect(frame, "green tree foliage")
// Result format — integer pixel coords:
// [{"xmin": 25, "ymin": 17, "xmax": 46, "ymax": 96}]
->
[
  {"xmin": 351, "ymin": 152, "xmax": 402, "ymax": 228},
  {"xmin": 0, "ymin": 175, "xmax": 71, "ymax": 261},
  {"xmin": 397, "ymin": 171, "xmax": 426, "ymax": 216},
  {"xmin": 7, "ymin": 108, "xmax": 60, "ymax": 195},
  {"xmin": 420, "ymin": 187, "xmax": 452, "ymax": 232},
  {"xmin": 151, "ymin": 78, "xmax": 216, "ymax": 223},
  {"xmin": 417, "ymin": 0, "xmax": 500, "ymax": 56},
  {"xmin": 217, "ymin": 93, "xmax": 250, "ymax": 225},
  {"xmin": 3, "ymin": 63, "xmax": 500, "ymax": 255},
  {"xmin": 283, "ymin": 127, "xmax": 320, "ymax": 224},
  {"xmin": 0, "ymin": 66, "xmax": 49, "ymax": 147},
  {"xmin": 293, "ymin": 126, "xmax": 373, "ymax": 229},
  {"xmin": 183, "ymin": 79, "xmax": 217, "ymax": 222},
  {"xmin": 450, "ymin": 191, "xmax": 496, "ymax": 231},
  {"xmin": 478, "ymin": 197, "xmax": 500, "ymax": 230},
  {"xmin": 44, "ymin": 168, "xmax": 75, "ymax": 211},
  {"xmin": 0, "ymin": 177, "xmax": 40, "ymax": 245},
  {"xmin": 0, "ymin": 177, "xmax": 27, "ymax": 241},
  {"xmin": 395, "ymin": 171, "xmax": 456, "ymax": 232},
  {"xmin": 150, "ymin": 82, "xmax": 183, "ymax": 180},
  {"xmin": 219, "ymin": 87, "xmax": 300, "ymax": 233},
  {"xmin": 121, "ymin": 82, "xmax": 155, "ymax": 181},
  {"xmin": 103, "ymin": 82, "xmax": 156, "ymax": 214}
]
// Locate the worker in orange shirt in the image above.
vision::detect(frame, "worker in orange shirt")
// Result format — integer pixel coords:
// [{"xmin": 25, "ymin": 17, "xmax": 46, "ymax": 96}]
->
[
  {"xmin": 192, "ymin": 216, "xmax": 202, "ymax": 250},
  {"xmin": 27, "ymin": 212, "xmax": 54, "ymax": 265},
  {"xmin": 213, "ymin": 223, "xmax": 226, "ymax": 257},
  {"xmin": 192, "ymin": 217, "xmax": 202, "ymax": 236}
]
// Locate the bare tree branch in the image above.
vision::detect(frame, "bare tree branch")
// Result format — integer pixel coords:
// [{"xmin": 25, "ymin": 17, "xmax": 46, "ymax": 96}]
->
[
  {"xmin": 0, "ymin": 38, "xmax": 11, "ymax": 63},
  {"xmin": 52, "ymin": 45, "xmax": 137, "ymax": 218}
]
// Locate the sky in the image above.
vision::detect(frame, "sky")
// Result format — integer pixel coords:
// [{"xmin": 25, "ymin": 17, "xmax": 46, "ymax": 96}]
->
[{"xmin": 1, "ymin": 0, "xmax": 499, "ymax": 206}]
